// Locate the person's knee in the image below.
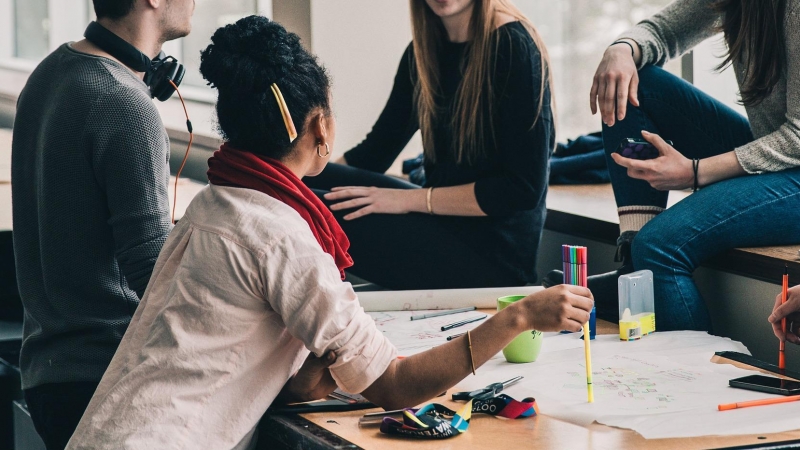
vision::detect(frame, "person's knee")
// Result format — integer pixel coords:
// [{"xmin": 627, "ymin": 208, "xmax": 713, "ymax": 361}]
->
[
  {"xmin": 636, "ymin": 65, "xmax": 670, "ymax": 92},
  {"xmin": 630, "ymin": 223, "xmax": 682, "ymax": 273},
  {"xmin": 636, "ymin": 65, "xmax": 691, "ymax": 105},
  {"xmin": 631, "ymin": 230, "xmax": 656, "ymax": 272},
  {"xmin": 633, "ymin": 222, "xmax": 699, "ymax": 279}
]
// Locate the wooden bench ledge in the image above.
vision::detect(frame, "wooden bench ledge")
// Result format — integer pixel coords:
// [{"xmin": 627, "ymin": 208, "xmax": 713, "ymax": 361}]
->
[{"xmin": 545, "ymin": 184, "xmax": 800, "ymax": 284}]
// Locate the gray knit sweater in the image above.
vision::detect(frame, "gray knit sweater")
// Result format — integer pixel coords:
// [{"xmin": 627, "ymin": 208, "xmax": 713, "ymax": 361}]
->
[
  {"xmin": 12, "ymin": 44, "xmax": 172, "ymax": 389},
  {"xmin": 620, "ymin": 0, "xmax": 800, "ymax": 174}
]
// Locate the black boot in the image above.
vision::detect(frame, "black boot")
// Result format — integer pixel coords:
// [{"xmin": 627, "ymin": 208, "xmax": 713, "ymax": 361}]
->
[{"xmin": 542, "ymin": 231, "xmax": 637, "ymax": 322}]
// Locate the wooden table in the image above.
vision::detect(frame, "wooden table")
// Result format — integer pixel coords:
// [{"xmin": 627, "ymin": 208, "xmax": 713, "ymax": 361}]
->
[{"xmin": 258, "ymin": 318, "xmax": 800, "ymax": 450}]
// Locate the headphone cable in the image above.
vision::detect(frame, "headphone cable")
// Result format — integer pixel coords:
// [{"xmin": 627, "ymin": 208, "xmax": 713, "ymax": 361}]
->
[{"xmin": 168, "ymin": 79, "xmax": 193, "ymax": 224}]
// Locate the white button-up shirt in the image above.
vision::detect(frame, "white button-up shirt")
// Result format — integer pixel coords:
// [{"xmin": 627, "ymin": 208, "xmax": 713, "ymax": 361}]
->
[{"xmin": 67, "ymin": 184, "xmax": 396, "ymax": 450}]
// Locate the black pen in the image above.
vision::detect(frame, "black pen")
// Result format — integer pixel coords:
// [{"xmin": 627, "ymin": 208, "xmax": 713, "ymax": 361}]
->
[
  {"xmin": 441, "ymin": 315, "xmax": 487, "ymax": 332},
  {"xmin": 446, "ymin": 332, "xmax": 465, "ymax": 341}
]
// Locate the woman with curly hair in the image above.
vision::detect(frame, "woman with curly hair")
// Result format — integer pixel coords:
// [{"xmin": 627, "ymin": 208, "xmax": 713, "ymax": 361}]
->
[{"xmin": 65, "ymin": 16, "xmax": 592, "ymax": 450}]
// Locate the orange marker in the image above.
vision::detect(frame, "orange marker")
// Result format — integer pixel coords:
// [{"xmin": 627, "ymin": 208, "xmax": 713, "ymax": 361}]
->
[
  {"xmin": 719, "ymin": 394, "xmax": 800, "ymax": 411},
  {"xmin": 780, "ymin": 265, "xmax": 789, "ymax": 370}
]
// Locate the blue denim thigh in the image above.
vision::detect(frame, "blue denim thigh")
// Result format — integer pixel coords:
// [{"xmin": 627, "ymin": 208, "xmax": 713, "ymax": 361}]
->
[
  {"xmin": 603, "ymin": 65, "xmax": 753, "ymax": 209},
  {"xmin": 631, "ymin": 167, "xmax": 800, "ymax": 331}
]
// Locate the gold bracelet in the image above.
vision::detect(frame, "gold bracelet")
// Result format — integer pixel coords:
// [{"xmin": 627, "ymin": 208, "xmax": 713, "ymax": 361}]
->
[
  {"xmin": 426, "ymin": 187, "xmax": 434, "ymax": 215},
  {"xmin": 467, "ymin": 330, "xmax": 476, "ymax": 375}
]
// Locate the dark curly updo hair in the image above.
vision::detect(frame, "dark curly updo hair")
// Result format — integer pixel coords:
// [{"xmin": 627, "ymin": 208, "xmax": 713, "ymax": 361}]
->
[{"xmin": 200, "ymin": 16, "xmax": 331, "ymax": 159}]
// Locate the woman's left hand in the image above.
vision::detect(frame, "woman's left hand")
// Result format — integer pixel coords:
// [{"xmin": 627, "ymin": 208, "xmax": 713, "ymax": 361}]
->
[
  {"xmin": 610, "ymin": 131, "xmax": 694, "ymax": 191},
  {"xmin": 324, "ymin": 186, "xmax": 420, "ymax": 220}
]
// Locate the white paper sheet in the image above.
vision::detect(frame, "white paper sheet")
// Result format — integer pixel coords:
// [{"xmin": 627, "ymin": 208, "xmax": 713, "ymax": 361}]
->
[
  {"xmin": 369, "ymin": 310, "xmax": 488, "ymax": 356},
  {"xmin": 367, "ymin": 311, "xmax": 582, "ymax": 357},
  {"xmin": 452, "ymin": 332, "xmax": 800, "ymax": 439},
  {"xmin": 376, "ymin": 321, "xmax": 800, "ymax": 439},
  {"xmin": 358, "ymin": 286, "xmax": 544, "ymax": 311}
]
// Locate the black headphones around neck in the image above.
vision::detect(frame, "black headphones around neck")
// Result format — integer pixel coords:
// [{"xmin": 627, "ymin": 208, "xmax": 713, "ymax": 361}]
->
[{"xmin": 84, "ymin": 21, "xmax": 185, "ymax": 101}]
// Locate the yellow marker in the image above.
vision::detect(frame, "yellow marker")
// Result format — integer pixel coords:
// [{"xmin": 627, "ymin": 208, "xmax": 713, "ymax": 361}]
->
[{"xmin": 584, "ymin": 322, "xmax": 594, "ymax": 403}]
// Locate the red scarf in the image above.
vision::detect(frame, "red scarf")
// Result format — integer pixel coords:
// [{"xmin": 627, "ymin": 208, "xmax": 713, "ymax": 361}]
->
[{"xmin": 207, "ymin": 144, "xmax": 353, "ymax": 279}]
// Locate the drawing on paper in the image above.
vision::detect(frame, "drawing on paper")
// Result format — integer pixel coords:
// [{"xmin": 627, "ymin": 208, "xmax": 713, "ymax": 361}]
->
[
  {"xmin": 564, "ymin": 368, "xmax": 675, "ymax": 404},
  {"xmin": 557, "ymin": 355, "xmax": 703, "ymax": 410},
  {"xmin": 370, "ymin": 312, "xmax": 401, "ymax": 327}
]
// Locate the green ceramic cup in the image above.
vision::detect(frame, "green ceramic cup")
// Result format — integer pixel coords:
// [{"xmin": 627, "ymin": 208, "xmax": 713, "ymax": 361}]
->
[{"xmin": 497, "ymin": 295, "xmax": 544, "ymax": 363}]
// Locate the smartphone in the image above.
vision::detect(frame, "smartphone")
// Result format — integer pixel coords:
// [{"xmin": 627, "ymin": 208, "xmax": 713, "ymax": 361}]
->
[
  {"xmin": 729, "ymin": 375, "xmax": 800, "ymax": 395},
  {"xmin": 616, "ymin": 138, "xmax": 674, "ymax": 160}
]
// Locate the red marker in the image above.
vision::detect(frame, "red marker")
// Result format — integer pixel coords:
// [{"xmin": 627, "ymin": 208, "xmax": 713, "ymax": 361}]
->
[{"xmin": 780, "ymin": 265, "xmax": 789, "ymax": 370}]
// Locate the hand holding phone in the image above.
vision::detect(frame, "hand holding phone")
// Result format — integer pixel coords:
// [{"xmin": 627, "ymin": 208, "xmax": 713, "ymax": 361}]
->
[
  {"xmin": 610, "ymin": 132, "xmax": 693, "ymax": 191},
  {"xmin": 616, "ymin": 138, "xmax": 674, "ymax": 161}
]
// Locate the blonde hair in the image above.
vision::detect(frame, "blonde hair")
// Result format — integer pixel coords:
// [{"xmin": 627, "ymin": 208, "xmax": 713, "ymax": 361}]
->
[{"xmin": 409, "ymin": 0, "xmax": 555, "ymax": 164}]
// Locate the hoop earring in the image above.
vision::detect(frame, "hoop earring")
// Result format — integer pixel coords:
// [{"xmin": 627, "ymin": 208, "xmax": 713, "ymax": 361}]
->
[{"xmin": 317, "ymin": 143, "xmax": 330, "ymax": 158}]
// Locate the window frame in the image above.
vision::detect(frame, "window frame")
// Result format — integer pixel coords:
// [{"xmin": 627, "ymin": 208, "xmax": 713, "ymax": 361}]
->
[{"xmin": 0, "ymin": 0, "xmax": 273, "ymax": 104}]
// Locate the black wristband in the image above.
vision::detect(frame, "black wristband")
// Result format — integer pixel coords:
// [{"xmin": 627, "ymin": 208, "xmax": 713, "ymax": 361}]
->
[
  {"xmin": 692, "ymin": 158, "xmax": 700, "ymax": 192},
  {"xmin": 611, "ymin": 40, "xmax": 635, "ymax": 59}
]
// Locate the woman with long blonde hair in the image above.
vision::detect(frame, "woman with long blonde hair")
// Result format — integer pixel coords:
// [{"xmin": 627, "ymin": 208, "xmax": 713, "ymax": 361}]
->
[{"xmin": 306, "ymin": 0, "xmax": 555, "ymax": 290}]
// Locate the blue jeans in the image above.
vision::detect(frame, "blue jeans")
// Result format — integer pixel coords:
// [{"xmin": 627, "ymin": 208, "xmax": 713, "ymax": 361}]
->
[{"xmin": 603, "ymin": 65, "xmax": 800, "ymax": 331}]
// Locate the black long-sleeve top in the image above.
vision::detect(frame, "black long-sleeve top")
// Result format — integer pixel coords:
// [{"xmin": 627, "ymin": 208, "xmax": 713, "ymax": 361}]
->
[{"xmin": 344, "ymin": 22, "xmax": 554, "ymax": 284}]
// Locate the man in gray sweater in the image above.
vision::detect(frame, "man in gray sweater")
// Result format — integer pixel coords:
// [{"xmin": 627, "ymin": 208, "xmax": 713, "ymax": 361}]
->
[{"xmin": 11, "ymin": 0, "xmax": 194, "ymax": 447}]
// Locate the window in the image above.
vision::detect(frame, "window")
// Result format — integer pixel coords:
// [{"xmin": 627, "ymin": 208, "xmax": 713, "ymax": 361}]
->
[
  {"xmin": 1, "ymin": 0, "xmax": 740, "ymax": 133},
  {"xmin": 13, "ymin": 0, "xmax": 49, "ymax": 60},
  {"xmin": 523, "ymin": 0, "xmax": 676, "ymax": 139},
  {"xmin": 180, "ymin": 0, "xmax": 258, "ymax": 87}
]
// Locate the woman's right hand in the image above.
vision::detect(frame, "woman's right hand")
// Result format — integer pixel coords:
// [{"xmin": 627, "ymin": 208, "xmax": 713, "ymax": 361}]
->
[
  {"xmin": 510, "ymin": 285, "xmax": 594, "ymax": 333},
  {"xmin": 362, "ymin": 285, "xmax": 594, "ymax": 410},
  {"xmin": 768, "ymin": 286, "xmax": 800, "ymax": 344},
  {"xmin": 590, "ymin": 42, "xmax": 640, "ymax": 127}
]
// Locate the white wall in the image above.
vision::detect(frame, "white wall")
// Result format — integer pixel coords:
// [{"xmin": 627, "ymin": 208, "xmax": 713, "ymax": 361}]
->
[
  {"xmin": 48, "ymin": 0, "xmax": 88, "ymax": 50},
  {"xmin": 310, "ymin": 0, "xmax": 422, "ymax": 174},
  {"xmin": 0, "ymin": 0, "xmax": 12, "ymax": 59}
]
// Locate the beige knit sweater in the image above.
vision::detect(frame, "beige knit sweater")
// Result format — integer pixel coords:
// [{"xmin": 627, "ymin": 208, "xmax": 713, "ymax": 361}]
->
[{"xmin": 620, "ymin": 0, "xmax": 800, "ymax": 174}]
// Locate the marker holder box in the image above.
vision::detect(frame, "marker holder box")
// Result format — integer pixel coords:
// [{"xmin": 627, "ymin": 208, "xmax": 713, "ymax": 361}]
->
[{"xmin": 618, "ymin": 270, "xmax": 656, "ymax": 341}]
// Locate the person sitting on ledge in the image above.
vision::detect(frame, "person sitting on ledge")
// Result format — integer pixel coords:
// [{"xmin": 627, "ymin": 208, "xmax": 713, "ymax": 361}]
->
[{"xmin": 545, "ymin": 0, "xmax": 800, "ymax": 332}]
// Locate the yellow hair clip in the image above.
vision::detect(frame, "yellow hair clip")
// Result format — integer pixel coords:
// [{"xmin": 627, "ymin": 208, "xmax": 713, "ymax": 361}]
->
[{"xmin": 270, "ymin": 83, "xmax": 298, "ymax": 143}]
